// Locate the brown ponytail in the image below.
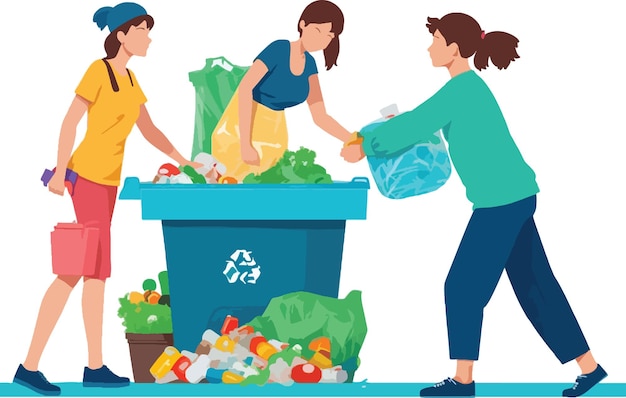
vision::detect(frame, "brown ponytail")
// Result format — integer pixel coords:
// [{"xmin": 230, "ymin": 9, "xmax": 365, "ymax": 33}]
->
[
  {"xmin": 474, "ymin": 31, "xmax": 520, "ymax": 70},
  {"xmin": 426, "ymin": 13, "xmax": 520, "ymax": 71},
  {"xmin": 323, "ymin": 36, "xmax": 340, "ymax": 70}
]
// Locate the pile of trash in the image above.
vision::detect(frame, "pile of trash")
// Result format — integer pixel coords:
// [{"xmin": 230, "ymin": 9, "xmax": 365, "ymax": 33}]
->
[
  {"xmin": 153, "ymin": 153, "xmax": 235, "ymax": 185},
  {"xmin": 150, "ymin": 315, "xmax": 349, "ymax": 385},
  {"xmin": 152, "ymin": 147, "xmax": 333, "ymax": 185}
]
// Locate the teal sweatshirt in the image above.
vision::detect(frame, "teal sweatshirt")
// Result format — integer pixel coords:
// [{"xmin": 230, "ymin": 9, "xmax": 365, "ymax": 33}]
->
[{"xmin": 361, "ymin": 70, "xmax": 539, "ymax": 209}]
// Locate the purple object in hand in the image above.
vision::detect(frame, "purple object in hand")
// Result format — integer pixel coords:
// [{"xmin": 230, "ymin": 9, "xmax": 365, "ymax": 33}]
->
[{"xmin": 41, "ymin": 168, "xmax": 79, "ymax": 195}]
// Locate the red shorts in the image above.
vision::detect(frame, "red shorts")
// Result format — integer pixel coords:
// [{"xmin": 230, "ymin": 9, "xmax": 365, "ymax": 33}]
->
[{"xmin": 70, "ymin": 176, "xmax": 117, "ymax": 280}]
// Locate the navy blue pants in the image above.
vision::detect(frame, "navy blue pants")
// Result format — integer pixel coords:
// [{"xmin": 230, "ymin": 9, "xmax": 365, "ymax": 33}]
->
[{"xmin": 445, "ymin": 195, "xmax": 590, "ymax": 363}]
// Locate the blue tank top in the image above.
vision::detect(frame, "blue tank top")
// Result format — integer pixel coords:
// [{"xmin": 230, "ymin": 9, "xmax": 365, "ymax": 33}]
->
[{"xmin": 252, "ymin": 40, "xmax": 319, "ymax": 111}]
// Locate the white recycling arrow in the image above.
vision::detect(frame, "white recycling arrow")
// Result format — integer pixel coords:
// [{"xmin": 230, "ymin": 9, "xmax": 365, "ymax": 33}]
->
[
  {"xmin": 223, "ymin": 261, "xmax": 240, "ymax": 284},
  {"xmin": 241, "ymin": 250, "xmax": 253, "ymax": 262},
  {"xmin": 230, "ymin": 250, "xmax": 243, "ymax": 261},
  {"xmin": 240, "ymin": 258, "xmax": 256, "ymax": 267},
  {"xmin": 247, "ymin": 267, "xmax": 261, "ymax": 284}
]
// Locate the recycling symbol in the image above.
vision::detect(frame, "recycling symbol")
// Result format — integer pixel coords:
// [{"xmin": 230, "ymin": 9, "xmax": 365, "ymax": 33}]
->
[{"xmin": 222, "ymin": 249, "xmax": 261, "ymax": 285}]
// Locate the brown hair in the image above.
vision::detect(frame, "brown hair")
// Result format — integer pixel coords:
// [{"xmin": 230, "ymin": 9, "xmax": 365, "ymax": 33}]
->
[
  {"xmin": 426, "ymin": 13, "xmax": 520, "ymax": 71},
  {"xmin": 104, "ymin": 15, "xmax": 154, "ymax": 59},
  {"xmin": 297, "ymin": 0, "xmax": 344, "ymax": 70}
]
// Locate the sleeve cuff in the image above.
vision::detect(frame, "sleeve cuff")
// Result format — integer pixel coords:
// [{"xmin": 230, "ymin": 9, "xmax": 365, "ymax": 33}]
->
[
  {"xmin": 75, "ymin": 89, "xmax": 96, "ymax": 103},
  {"xmin": 361, "ymin": 134, "xmax": 376, "ymax": 157}
]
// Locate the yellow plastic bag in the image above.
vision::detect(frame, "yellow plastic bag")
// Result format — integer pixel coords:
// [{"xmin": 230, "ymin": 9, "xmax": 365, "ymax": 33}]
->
[{"xmin": 211, "ymin": 91, "xmax": 288, "ymax": 182}]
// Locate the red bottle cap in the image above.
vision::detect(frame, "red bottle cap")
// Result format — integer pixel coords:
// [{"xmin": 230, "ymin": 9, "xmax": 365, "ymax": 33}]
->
[
  {"xmin": 249, "ymin": 336, "xmax": 267, "ymax": 355},
  {"xmin": 221, "ymin": 315, "xmax": 239, "ymax": 335}
]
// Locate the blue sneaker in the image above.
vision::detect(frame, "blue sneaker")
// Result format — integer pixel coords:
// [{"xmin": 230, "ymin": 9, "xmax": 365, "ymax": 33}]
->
[
  {"xmin": 420, "ymin": 377, "xmax": 475, "ymax": 397},
  {"xmin": 563, "ymin": 364, "xmax": 608, "ymax": 397},
  {"xmin": 13, "ymin": 364, "xmax": 61, "ymax": 396},
  {"xmin": 83, "ymin": 365, "xmax": 130, "ymax": 387}
]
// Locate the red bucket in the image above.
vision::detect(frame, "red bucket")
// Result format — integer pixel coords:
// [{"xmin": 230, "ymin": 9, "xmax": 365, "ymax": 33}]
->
[{"xmin": 50, "ymin": 222, "xmax": 99, "ymax": 276}]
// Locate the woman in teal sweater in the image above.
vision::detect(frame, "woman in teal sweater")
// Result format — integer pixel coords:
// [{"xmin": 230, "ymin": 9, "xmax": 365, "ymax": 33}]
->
[{"xmin": 342, "ymin": 13, "xmax": 606, "ymax": 398}]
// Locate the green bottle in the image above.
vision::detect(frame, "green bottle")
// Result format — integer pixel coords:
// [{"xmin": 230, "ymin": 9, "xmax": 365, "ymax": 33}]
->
[{"xmin": 158, "ymin": 271, "xmax": 169, "ymax": 296}]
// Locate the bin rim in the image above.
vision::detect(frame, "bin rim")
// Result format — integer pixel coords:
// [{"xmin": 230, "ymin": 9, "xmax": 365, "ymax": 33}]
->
[{"xmin": 119, "ymin": 176, "xmax": 370, "ymax": 201}]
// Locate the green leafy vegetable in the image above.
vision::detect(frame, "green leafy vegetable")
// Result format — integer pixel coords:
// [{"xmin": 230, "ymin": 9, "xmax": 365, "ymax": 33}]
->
[
  {"xmin": 243, "ymin": 147, "xmax": 332, "ymax": 184},
  {"xmin": 118, "ymin": 294, "xmax": 173, "ymax": 334}
]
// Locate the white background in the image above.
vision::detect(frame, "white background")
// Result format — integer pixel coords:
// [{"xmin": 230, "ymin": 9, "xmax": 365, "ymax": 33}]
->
[{"xmin": 1, "ymin": 0, "xmax": 624, "ymax": 389}]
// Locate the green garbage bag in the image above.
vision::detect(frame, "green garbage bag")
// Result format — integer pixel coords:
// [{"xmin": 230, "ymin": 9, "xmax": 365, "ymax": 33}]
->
[
  {"xmin": 246, "ymin": 290, "xmax": 367, "ymax": 381},
  {"xmin": 188, "ymin": 57, "xmax": 249, "ymax": 159}
]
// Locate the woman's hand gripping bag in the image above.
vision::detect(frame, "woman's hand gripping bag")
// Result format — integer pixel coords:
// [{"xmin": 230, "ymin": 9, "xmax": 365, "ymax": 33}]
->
[{"xmin": 359, "ymin": 105, "xmax": 452, "ymax": 199}]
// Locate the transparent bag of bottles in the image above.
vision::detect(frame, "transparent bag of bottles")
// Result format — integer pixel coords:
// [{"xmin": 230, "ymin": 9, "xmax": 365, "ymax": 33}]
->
[{"xmin": 360, "ymin": 104, "xmax": 452, "ymax": 199}]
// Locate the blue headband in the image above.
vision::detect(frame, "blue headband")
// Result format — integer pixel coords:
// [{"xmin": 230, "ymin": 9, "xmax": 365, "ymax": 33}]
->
[{"xmin": 93, "ymin": 2, "xmax": 148, "ymax": 32}]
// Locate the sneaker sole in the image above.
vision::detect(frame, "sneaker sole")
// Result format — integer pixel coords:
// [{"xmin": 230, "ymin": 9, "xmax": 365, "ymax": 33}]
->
[
  {"xmin": 563, "ymin": 372, "xmax": 608, "ymax": 397},
  {"xmin": 83, "ymin": 381, "xmax": 130, "ymax": 388},
  {"xmin": 14, "ymin": 378, "xmax": 61, "ymax": 396}
]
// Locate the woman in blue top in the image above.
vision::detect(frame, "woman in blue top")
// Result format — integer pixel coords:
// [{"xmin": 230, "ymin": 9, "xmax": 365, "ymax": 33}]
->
[{"xmin": 211, "ymin": 0, "xmax": 355, "ymax": 182}]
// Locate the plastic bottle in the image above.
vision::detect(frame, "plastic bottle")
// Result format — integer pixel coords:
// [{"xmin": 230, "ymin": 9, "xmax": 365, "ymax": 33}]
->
[
  {"xmin": 222, "ymin": 371, "xmax": 245, "ymax": 384},
  {"xmin": 249, "ymin": 336, "xmax": 278, "ymax": 360},
  {"xmin": 291, "ymin": 363, "xmax": 322, "ymax": 383},
  {"xmin": 181, "ymin": 350, "xmax": 198, "ymax": 363},
  {"xmin": 169, "ymin": 173, "xmax": 193, "ymax": 184},
  {"xmin": 268, "ymin": 339, "xmax": 289, "ymax": 351},
  {"xmin": 150, "ymin": 346, "xmax": 182, "ymax": 379},
  {"xmin": 172, "ymin": 356, "xmax": 192, "ymax": 382},
  {"xmin": 195, "ymin": 329, "xmax": 219, "ymax": 355},
  {"xmin": 215, "ymin": 335, "xmax": 236, "ymax": 353},
  {"xmin": 158, "ymin": 163, "xmax": 181, "ymax": 177},
  {"xmin": 320, "ymin": 367, "xmax": 349, "ymax": 383},
  {"xmin": 206, "ymin": 368, "xmax": 226, "ymax": 384},
  {"xmin": 309, "ymin": 350, "xmax": 332, "ymax": 369},
  {"xmin": 184, "ymin": 354, "xmax": 211, "ymax": 384},
  {"xmin": 229, "ymin": 325, "xmax": 254, "ymax": 342},
  {"xmin": 154, "ymin": 370, "xmax": 178, "ymax": 384},
  {"xmin": 221, "ymin": 315, "xmax": 239, "ymax": 335},
  {"xmin": 308, "ymin": 336, "xmax": 333, "ymax": 369}
]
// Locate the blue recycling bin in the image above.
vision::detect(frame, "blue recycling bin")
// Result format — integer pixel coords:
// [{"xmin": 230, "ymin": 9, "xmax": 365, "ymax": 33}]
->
[{"xmin": 119, "ymin": 176, "xmax": 370, "ymax": 352}]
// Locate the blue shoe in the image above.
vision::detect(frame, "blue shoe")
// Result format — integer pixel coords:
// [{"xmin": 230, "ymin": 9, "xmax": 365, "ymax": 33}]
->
[
  {"xmin": 420, "ymin": 377, "xmax": 475, "ymax": 397},
  {"xmin": 563, "ymin": 364, "xmax": 607, "ymax": 397},
  {"xmin": 13, "ymin": 364, "xmax": 61, "ymax": 396},
  {"xmin": 83, "ymin": 365, "xmax": 130, "ymax": 387}
]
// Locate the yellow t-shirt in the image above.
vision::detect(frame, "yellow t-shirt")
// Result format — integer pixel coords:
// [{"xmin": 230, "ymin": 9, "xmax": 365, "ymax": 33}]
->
[{"xmin": 67, "ymin": 60, "xmax": 147, "ymax": 186}]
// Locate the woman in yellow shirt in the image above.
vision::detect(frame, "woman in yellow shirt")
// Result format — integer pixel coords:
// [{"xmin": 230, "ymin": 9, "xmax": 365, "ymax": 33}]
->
[{"xmin": 13, "ymin": 3, "xmax": 199, "ymax": 395}]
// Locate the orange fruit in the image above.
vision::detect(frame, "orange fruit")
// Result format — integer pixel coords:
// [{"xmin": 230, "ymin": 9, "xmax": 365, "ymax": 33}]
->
[
  {"xmin": 129, "ymin": 291, "xmax": 145, "ymax": 304},
  {"xmin": 147, "ymin": 292, "xmax": 161, "ymax": 304},
  {"xmin": 218, "ymin": 176, "xmax": 238, "ymax": 184}
]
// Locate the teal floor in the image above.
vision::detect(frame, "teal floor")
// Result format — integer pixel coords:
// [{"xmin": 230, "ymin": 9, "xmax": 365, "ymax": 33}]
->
[{"xmin": 1, "ymin": 382, "xmax": 624, "ymax": 397}]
